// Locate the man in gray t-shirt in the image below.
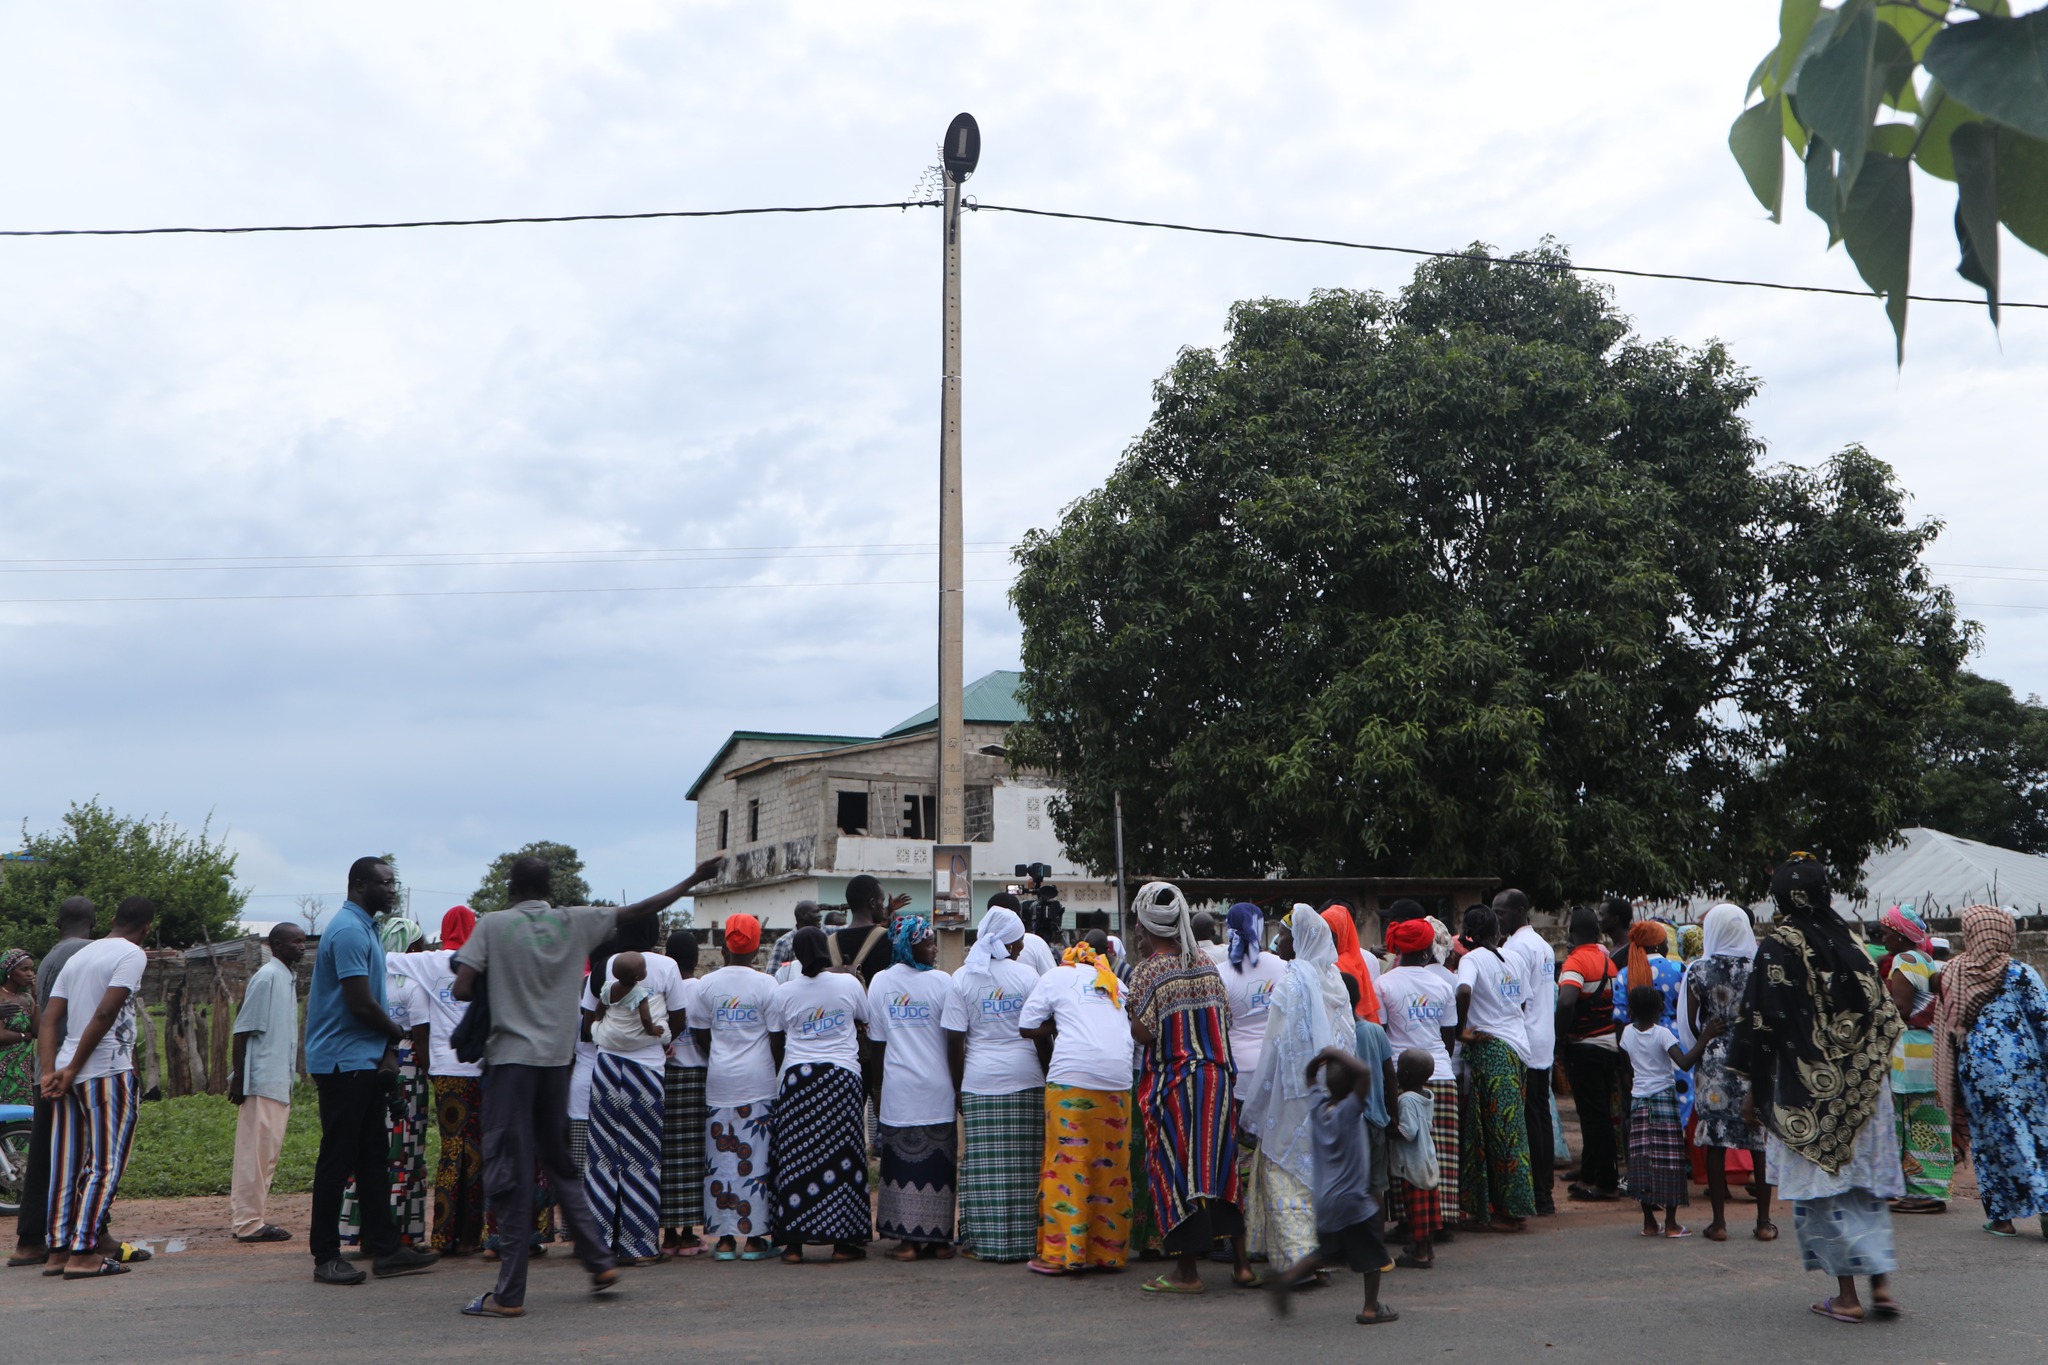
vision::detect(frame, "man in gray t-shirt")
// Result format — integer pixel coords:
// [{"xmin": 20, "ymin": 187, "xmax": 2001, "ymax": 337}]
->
[{"xmin": 450, "ymin": 853, "xmax": 721, "ymax": 1317}]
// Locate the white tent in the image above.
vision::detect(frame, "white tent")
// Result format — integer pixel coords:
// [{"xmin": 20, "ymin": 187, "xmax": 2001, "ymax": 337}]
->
[{"xmin": 1845, "ymin": 826, "xmax": 2048, "ymax": 919}]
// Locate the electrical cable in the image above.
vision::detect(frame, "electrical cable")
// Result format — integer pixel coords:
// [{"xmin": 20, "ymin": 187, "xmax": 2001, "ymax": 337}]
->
[
  {"xmin": 0, "ymin": 546, "xmax": 1015, "ymax": 575},
  {"xmin": 0, "ymin": 201, "xmax": 940, "ymax": 237},
  {"xmin": 0, "ymin": 575, "xmax": 1012, "ymax": 605}
]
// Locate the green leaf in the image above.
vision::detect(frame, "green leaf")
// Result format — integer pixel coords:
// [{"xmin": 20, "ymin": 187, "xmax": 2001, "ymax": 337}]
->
[
  {"xmin": 1806, "ymin": 134, "xmax": 1842, "ymax": 243},
  {"xmin": 1868, "ymin": 122, "xmax": 1917, "ymax": 157},
  {"xmin": 1774, "ymin": 0, "xmax": 1826, "ymax": 89},
  {"xmin": 1749, "ymin": 50, "xmax": 1776, "ymax": 100},
  {"xmin": 1997, "ymin": 127, "xmax": 2048, "ymax": 253},
  {"xmin": 1912, "ymin": 82, "xmax": 1980, "ymax": 180},
  {"xmin": 1784, "ymin": 94, "xmax": 1811, "ymax": 154},
  {"xmin": 1784, "ymin": 8, "xmax": 1842, "ymax": 95},
  {"xmin": 1952, "ymin": 122, "xmax": 2001, "ymax": 324},
  {"xmin": 1800, "ymin": 0, "xmax": 1883, "ymax": 192},
  {"xmin": 1873, "ymin": 20, "xmax": 1919, "ymax": 113},
  {"xmin": 1879, "ymin": 0, "xmax": 1950, "ymax": 62},
  {"xmin": 1840, "ymin": 151, "xmax": 1914, "ymax": 362},
  {"xmin": 1925, "ymin": 10, "xmax": 2048, "ymax": 139},
  {"xmin": 1731, "ymin": 96, "xmax": 1787, "ymax": 220}
]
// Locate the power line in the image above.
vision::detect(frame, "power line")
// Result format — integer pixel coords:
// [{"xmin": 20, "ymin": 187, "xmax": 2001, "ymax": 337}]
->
[
  {"xmin": 968, "ymin": 203, "xmax": 2048, "ymax": 311},
  {"xmin": 0, "ymin": 575, "xmax": 1013, "ymax": 605},
  {"xmin": 0, "ymin": 538, "xmax": 1014, "ymax": 567},
  {"xmin": 3, "ymin": 194, "xmax": 2039, "ymax": 310},
  {"xmin": 0, "ymin": 546, "xmax": 1016, "ymax": 576},
  {"xmin": 0, "ymin": 201, "xmax": 939, "ymax": 238}
]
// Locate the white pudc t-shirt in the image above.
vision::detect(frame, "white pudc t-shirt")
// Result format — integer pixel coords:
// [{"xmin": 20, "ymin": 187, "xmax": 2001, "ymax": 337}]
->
[
  {"xmin": 580, "ymin": 953, "xmax": 691, "ymax": 1072},
  {"xmin": 387, "ymin": 949, "xmax": 481, "ymax": 1079},
  {"xmin": 1622, "ymin": 1022, "xmax": 1681, "ymax": 1097},
  {"xmin": 941, "ymin": 958, "xmax": 1046, "ymax": 1096},
  {"xmin": 1017, "ymin": 934, "xmax": 1058, "ymax": 976},
  {"xmin": 866, "ymin": 963, "xmax": 956, "ymax": 1126},
  {"xmin": 1219, "ymin": 953, "xmax": 1289, "ymax": 1080},
  {"xmin": 1501, "ymin": 925, "xmax": 1559, "ymax": 1071},
  {"xmin": 1456, "ymin": 946, "xmax": 1532, "ymax": 1065},
  {"xmin": 692, "ymin": 964, "xmax": 779, "ymax": 1106},
  {"xmin": 51, "ymin": 937, "xmax": 147, "ymax": 1080},
  {"xmin": 769, "ymin": 970, "xmax": 868, "ymax": 1076},
  {"xmin": 1376, "ymin": 963, "xmax": 1457, "ymax": 1082},
  {"xmin": 668, "ymin": 975, "xmax": 706, "ymax": 1068},
  {"xmin": 1018, "ymin": 963, "xmax": 1133, "ymax": 1092},
  {"xmin": 385, "ymin": 971, "xmax": 429, "ymax": 1032}
]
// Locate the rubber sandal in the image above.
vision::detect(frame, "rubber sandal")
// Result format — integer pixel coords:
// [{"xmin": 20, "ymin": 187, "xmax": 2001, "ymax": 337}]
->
[
  {"xmin": 1984, "ymin": 1221, "xmax": 2019, "ymax": 1237},
  {"xmin": 1026, "ymin": 1259, "xmax": 1066, "ymax": 1276},
  {"xmin": 1871, "ymin": 1300, "xmax": 1904, "ymax": 1319},
  {"xmin": 713, "ymin": 1249, "xmax": 738, "ymax": 1262},
  {"xmin": 1810, "ymin": 1297, "xmax": 1864, "ymax": 1324},
  {"xmin": 1139, "ymin": 1274, "xmax": 1205, "ymax": 1294},
  {"xmin": 740, "ymin": 1242, "xmax": 779, "ymax": 1262},
  {"xmin": 62, "ymin": 1257, "xmax": 130, "ymax": 1280},
  {"xmin": 41, "ymin": 1265, "xmax": 67, "ymax": 1277},
  {"xmin": 1356, "ymin": 1305, "xmax": 1399, "ymax": 1325},
  {"xmin": 1754, "ymin": 1223, "xmax": 1779, "ymax": 1241},
  {"xmin": 1232, "ymin": 1270, "xmax": 1264, "ymax": 1289},
  {"xmin": 1664, "ymin": 1226, "xmax": 1692, "ymax": 1239},
  {"xmin": 462, "ymin": 1292, "xmax": 524, "ymax": 1317},
  {"xmin": 672, "ymin": 1243, "xmax": 707, "ymax": 1258},
  {"xmin": 114, "ymin": 1243, "xmax": 151, "ymax": 1263},
  {"xmin": 1394, "ymin": 1254, "xmax": 1433, "ymax": 1269},
  {"xmin": 7, "ymin": 1252, "xmax": 49, "ymax": 1267}
]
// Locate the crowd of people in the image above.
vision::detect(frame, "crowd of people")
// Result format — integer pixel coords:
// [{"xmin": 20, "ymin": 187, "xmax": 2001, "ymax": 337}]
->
[{"xmin": 6, "ymin": 853, "xmax": 2048, "ymax": 1328}]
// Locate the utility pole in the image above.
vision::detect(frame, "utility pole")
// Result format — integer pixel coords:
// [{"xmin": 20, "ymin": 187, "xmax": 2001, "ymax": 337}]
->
[{"xmin": 936, "ymin": 113, "xmax": 979, "ymax": 848}]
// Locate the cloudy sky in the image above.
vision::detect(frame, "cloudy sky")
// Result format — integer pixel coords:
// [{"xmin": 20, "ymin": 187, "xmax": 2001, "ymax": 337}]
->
[{"xmin": 3, "ymin": 2, "xmax": 2044, "ymax": 921}]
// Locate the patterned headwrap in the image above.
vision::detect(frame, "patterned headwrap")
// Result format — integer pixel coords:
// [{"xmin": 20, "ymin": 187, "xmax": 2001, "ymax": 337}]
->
[
  {"xmin": 890, "ymin": 914, "xmax": 935, "ymax": 970},
  {"xmin": 1880, "ymin": 903, "xmax": 1932, "ymax": 955},
  {"xmin": 1225, "ymin": 902, "xmax": 1263, "ymax": 971},
  {"xmin": 1935, "ymin": 904, "xmax": 2018, "ymax": 1117},
  {"xmin": 0, "ymin": 947, "xmax": 31, "ymax": 987},
  {"xmin": 1062, "ymin": 941, "xmax": 1121, "ymax": 1007},
  {"xmin": 1676, "ymin": 924, "xmax": 1703, "ymax": 961},
  {"xmin": 1133, "ymin": 881, "xmax": 1198, "ymax": 957},
  {"xmin": 378, "ymin": 916, "xmax": 423, "ymax": 954},
  {"xmin": 1425, "ymin": 916, "xmax": 1454, "ymax": 966}
]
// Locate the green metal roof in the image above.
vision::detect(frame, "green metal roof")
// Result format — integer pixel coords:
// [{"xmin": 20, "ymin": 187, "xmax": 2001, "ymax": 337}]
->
[
  {"xmin": 685, "ymin": 731, "xmax": 873, "ymax": 801},
  {"xmin": 882, "ymin": 669, "xmax": 1028, "ymax": 737}
]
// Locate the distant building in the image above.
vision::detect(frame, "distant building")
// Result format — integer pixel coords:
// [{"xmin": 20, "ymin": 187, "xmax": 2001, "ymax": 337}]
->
[{"xmin": 687, "ymin": 670, "xmax": 1114, "ymax": 932}]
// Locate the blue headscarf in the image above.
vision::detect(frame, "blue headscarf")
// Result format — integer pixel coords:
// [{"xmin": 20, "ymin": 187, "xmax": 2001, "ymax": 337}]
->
[
  {"xmin": 890, "ymin": 914, "xmax": 935, "ymax": 971},
  {"xmin": 1226, "ymin": 902, "xmax": 1263, "ymax": 972}
]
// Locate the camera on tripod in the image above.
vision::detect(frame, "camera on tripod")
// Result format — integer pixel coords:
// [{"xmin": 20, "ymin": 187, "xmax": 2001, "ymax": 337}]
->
[{"xmin": 1012, "ymin": 862, "xmax": 1065, "ymax": 943}]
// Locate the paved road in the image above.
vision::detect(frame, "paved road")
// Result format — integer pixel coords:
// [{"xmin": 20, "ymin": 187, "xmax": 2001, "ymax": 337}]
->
[{"xmin": 4, "ymin": 1191, "xmax": 2044, "ymax": 1363}]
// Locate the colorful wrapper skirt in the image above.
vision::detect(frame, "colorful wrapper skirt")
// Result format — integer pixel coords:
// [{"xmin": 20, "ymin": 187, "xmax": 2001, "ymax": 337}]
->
[
  {"xmin": 1459, "ymin": 1037, "xmax": 1535, "ymax": 1223},
  {"xmin": 877, "ymin": 1121, "xmax": 958, "ymax": 1242},
  {"xmin": 1893, "ymin": 1091, "xmax": 1953, "ymax": 1201},
  {"xmin": 1246, "ymin": 1153, "xmax": 1317, "ymax": 1267},
  {"xmin": 1428, "ymin": 1077, "xmax": 1462, "ymax": 1217},
  {"xmin": 430, "ymin": 1075, "xmax": 486, "ymax": 1253},
  {"xmin": 704, "ymin": 1099, "xmax": 775, "ymax": 1239},
  {"xmin": 661, "ymin": 1065, "xmax": 709, "ymax": 1227},
  {"xmin": 1627, "ymin": 1088, "xmax": 1690, "ymax": 1208},
  {"xmin": 341, "ymin": 1040, "xmax": 429, "ymax": 1246},
  {"xmin": 588, "ymin": 1053, "xmax": 665, "ymax": 1259},
  {"xmin": 1136, "ymin": 1058, "xmax": 1239, "ymax": 1239},
  {"xmin": 1793, "ymin": 1189, "xmax": 1896, "ymax": 1276},
  {"xmin": 771, "ymin": 1063, "xmax": 871, "ymax": 1246},
  {"xmin": 959, "ymin": 1088, "xmax": 1043, "ymax": 1262},
  {"xmin": 1036, "ymin": 1084, "xmax": 1132, "ymax": 1270}
]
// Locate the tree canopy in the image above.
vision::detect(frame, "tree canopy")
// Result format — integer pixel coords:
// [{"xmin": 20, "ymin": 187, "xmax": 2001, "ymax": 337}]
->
[
  {"xmin": 0, "ymin": 799, "xmax": 246, "ymax": 953},
  {"xmin": 470, "ymin": 840, "xmax": 595, "ymax": 914},
  {"xmin": 1913, "ymin": 669, "xmax": 2048, "ymax": 851},
  {"xmin": 1007, "ymin": 244, "xmax": 1972, "ymax": 905},
  {"xmin": 1728, "ymin": 0, "xmax": 2048, "ymax": 357}
]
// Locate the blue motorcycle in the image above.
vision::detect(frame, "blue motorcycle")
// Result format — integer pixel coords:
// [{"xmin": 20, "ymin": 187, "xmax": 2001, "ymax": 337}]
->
[{"xmin": 0, "ymin": 1102, "xmax": 33, "ymax": 1218}]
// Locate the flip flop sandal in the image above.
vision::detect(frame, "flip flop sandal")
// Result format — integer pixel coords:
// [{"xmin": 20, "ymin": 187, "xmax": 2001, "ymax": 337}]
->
[
  {"xmin": 713, "ymin": 1249, "xmax": 739, "ymax": 1262},
  {"xmin": 1984, "ymin": 1221, "xmax": 2019, "ymax": 1237},
  {"xmin": 1810, "ymin": 1297, "xmax": 1864, "ymax": 1324},
  {"xmin": 1232, "ymin": 1271, "xmax": 1264, "ymax": 1289},
  {"xmin": 114, "ymin": 1243, "xmax": 151, "ymax": 1263},
  {"xmin": 462, "ymin": 1292, "xmax": 525, "ymax": 1317},
  {"xmin": 1871, "ymin": 1300, "xmax": 1905, "ymax": 1319},
  {"xmin": 672, "ymin": 1243, "xmax": 708, "ymax": 1258},
  {"xmin": 62, "ymin": 1258, "xmax": 131, "ymax": 1280},
  {"xmin": 1139, "ymin": 1275, "xmax": 1206, "ymax": 1294},
  {"xmin": 1664, "ymin": 1227, "xmax": 1693, "ymax": 1239},
  {"xmin": 7, "ymin": 1252, "xmax": 49, "ymax": 1267},
  {"xmin": 41, "ymin": 1265, "xmax": 67, "ymax": 1277},
  {"xmin": 739, "ymin": 1246, "xmax": 780, "ymax": 1261},
  {"xmin": 1356, "ymin": 1306, "xmax": 1399, "ymax": 1325},
  {"xmin": 1026, "ymin": 1260, "xmax": 1066, "ymax": 1276}
]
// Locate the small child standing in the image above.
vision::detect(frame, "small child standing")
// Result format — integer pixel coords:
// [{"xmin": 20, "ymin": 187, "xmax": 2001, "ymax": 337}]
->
[
  {"xmin": 1387, "ymin": 1049, "xmax": 1441, "ymax": 1268},
  {"xmin": 1267, "ymin": 1046, "xmax": 1398, "ymax": 1327},
  {"xmin": 591, "ymin": 950, "xmax": 670, "ymax": 1054},
  {"xmin": 1620, "ymin": 983, "xmax": 1718, "ymax": 1238}
]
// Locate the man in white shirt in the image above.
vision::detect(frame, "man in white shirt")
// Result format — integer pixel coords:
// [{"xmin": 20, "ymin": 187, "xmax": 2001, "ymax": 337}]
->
[
  {"xmin": 1496, "ymin": 889, "xmax": 1559, "ymax": 1216},
  {"xmin": 229, "ymin": 924, "xmax": 307, "ymax": 1243},
  {"xmin": 37, "ymin": 896, "xmax": 153, "ymax": 1279}
]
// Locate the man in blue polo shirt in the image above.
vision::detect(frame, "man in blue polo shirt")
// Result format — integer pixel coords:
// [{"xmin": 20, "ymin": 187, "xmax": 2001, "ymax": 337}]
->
[{"xmin": 304, "ymin": 856, "xmax": 439, "ymax": 1286}]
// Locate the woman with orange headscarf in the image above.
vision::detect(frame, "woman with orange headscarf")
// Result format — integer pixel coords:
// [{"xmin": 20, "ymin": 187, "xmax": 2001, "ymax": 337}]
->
[
  {"xmin": 1321, "ymin": 905, "xmax": 1383, "ymax": 1024},
  {"xmin": 1614, "ymin": 920, "xmax": 1684, "ymax": 1030}
]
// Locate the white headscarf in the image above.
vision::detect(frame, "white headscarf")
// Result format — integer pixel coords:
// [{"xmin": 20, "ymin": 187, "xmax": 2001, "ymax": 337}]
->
[
  {"xmin": 1677, "ymin": 903, "xmax": 1757, "ymax": 1049},
  {"xmin": 960, "ymin": 907, "xmax": 1025, "ymax": 989},
  {"xmin": 1240, "ymin": 907, "xmax": 1356, "ymax": 1186},
  {"xmin": 1133, "ymin": 880, "xmax": 1199, "ymax": 957}
]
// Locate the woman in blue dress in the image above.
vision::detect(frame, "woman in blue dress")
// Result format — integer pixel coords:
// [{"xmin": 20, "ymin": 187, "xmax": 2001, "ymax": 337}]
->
[{"xmin": 1937, "ymin": 905, "xmax": 2048, "ymax": 1238}]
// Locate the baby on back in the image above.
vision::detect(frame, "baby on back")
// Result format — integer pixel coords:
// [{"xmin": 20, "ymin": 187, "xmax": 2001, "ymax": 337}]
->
[{"xmin": 592, "ymin": 950, "xmax": 671, "ymax": 1053}]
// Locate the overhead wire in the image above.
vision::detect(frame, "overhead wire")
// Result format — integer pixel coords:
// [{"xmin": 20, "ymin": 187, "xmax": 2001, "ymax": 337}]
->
[{"xmin": 0, "ymin": 575, "xmax": 1014, "ymax": 606}]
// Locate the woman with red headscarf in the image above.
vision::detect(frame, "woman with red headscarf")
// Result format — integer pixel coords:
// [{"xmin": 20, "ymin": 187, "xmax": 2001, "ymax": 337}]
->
[
  {"xmin": 1321, "ymin": 906, "xmax": 1383, "ymax": 1025},
  {"xmin": 385, "ymin": 905, "xmax": 487, "ymax": 1254}
]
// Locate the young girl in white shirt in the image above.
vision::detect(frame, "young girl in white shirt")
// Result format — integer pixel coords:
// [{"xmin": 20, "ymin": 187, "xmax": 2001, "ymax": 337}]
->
[{"xmin": 1621, "ymin": 984, "xmax": 1719, "ymax": 1238}]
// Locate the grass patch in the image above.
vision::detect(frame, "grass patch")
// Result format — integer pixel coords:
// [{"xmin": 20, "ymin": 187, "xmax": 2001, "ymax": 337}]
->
[{"xmin": 123, "ymin": 1083, "xmax": 439, "ymax": 1199}]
